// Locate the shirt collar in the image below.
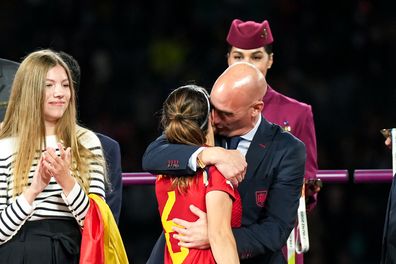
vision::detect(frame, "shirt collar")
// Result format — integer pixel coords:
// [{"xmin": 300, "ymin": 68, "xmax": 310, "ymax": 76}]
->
[{"xmin": 240, "ymin": 115, "xmax": 261, "ymax": 142}]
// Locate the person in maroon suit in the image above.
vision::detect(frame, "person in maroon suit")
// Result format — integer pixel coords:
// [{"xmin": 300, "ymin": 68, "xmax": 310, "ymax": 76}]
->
[
  {"xmin": 226, "ymin": 19, "xmax": 321, "ymax": 263},
  {"xmin": 226, "ymin": 19, "xmax": 320, "ymax": 204}
]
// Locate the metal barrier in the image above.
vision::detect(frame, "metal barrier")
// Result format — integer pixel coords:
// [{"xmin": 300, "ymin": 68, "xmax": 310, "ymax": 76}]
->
[
  {"xmin": 122, "ymin": 172, "xmax": 157, "ymax": 185},
  {"xmin": 121, "ymin": 170, "xmax": 350, "ymax": 185},
  {"xmin": 122, "ymin": 170, "xmax": 396, "ymax": 185},
  {"xmin": 353, "ymin": 169, "xmax": 393, "ymax": 183},
  {"xmin": 316, "ymin": 170, "xmax": 349, "ymax": 183}
]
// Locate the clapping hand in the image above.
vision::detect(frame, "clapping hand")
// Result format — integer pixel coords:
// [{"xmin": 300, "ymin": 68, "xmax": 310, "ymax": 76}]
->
[
  {"xmin": 24, "ymin": 155, "xmax": 52, "ymax": 204},
  {"xmin": 43, "ymin": 143, "xmax": 75, "ymax": 195}
]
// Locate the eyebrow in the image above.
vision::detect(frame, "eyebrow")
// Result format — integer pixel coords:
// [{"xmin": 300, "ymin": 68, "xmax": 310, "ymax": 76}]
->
[
  {"xmin": 45, "ymin": 78, "xmax": 69, "ymax": 82},
  {"xmin": 232, "ymin": 50, "xmax": 264, "ymax": 55}
]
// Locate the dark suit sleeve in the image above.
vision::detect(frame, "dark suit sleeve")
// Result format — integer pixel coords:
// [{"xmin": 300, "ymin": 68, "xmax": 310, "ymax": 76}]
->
[
  {"xmin": 97, "ymin": 133, "xmax": 123, "ymax": 224},
  {"xmin": 146, "ymin": 232, "xmax": 165, "ymax": 264},
  {"xmin": 142, "ymin": 134, "xmax": 200, "ymax": 176},
  {"xmin": 233, "ymin": 138, "xmax": 306, "ymax": 259},
  {"xmin": 0, "ymin": 59, "xmax": 20, "ymax": 121}
]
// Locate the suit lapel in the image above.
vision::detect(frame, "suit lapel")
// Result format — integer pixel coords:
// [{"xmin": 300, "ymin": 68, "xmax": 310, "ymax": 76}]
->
[
  {"xmin": 238, "ymin": 118, "xmax": 277, "ymax": 196},
  {"xmin": 246, "ymin": 118, "xmax": 275, "ymax": 178}
]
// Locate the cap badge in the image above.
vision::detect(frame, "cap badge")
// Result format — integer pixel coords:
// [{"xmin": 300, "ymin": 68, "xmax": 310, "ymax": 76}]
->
[{"xmin": 261, "ymin": 28, "xmax": 268, "ymax": 39}]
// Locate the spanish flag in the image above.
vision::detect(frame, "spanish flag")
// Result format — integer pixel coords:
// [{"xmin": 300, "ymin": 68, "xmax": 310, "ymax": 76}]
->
[{"xmin": 80, "ymin": 194, "xmax": 129, "ymax": 264}]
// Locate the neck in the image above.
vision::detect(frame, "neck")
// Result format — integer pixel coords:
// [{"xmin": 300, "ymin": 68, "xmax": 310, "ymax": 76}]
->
[{"xmin": 45, "ymin": 121, "xmax": 56, "ymax": 135}]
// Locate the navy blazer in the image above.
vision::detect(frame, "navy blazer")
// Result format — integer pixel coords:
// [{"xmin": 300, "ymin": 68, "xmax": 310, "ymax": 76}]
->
[
  {"xmin": 0, "ymin": 58, "xmax": 19, "ymax": 120},
  {"xmin": 143, "ymin": 117, "xmax": 306, "ymax": 263},
  {"xmin": 381, "ymin": 176, "xmax": 396, "ymax": 264},
  {"xmin": 96, "ymin": 133, "xmax": 123, "ymax": 224}
]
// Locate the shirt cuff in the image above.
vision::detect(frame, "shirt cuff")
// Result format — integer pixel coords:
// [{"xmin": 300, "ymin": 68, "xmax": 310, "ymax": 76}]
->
[
  {"xmin": 188, "ymin": 147, "xmax": 206, "ymax": 171},
  {"xmin": 61, "ymin": 181, "xmax": 81, "ymax": 205},
  {"xmin": 18, "ymin": 194, "xmax": 35, "ymax": 215}
]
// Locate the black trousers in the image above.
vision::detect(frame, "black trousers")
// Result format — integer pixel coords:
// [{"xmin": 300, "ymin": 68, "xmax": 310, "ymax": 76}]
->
[{"xmin": 0, "ymin": 219, "xmax": 81, "ymax": 264}]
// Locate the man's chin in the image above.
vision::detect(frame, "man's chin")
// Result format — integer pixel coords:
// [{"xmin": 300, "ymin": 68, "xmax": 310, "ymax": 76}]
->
[{"xmin": 215, "ymin": 129, "xmax": 228, "ymax": 137}]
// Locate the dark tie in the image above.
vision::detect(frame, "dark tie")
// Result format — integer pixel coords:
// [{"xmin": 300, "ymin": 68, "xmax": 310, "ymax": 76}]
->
[{"xmin": 226, "ymin": 136, "xmax": 241, "ymax": 150}]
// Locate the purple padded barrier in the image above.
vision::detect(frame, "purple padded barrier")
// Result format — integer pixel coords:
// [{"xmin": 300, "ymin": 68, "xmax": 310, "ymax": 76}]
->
[
  {"xmin": 316, "ymin": 170, "xmax": 349, "ymax": 183},
  {"xmin": 121, "ymin": 170, "xmax": 349, "ymax": 185},
  {"xmin": 353, "ymin": 169, "xmax": 393, "ymax": 183},
  {"xmin": 122, "ymin": 172, "xmax": 156, "ymax": 185}
]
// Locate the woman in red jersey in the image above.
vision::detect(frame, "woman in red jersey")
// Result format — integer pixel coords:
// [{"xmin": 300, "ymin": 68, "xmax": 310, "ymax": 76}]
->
[{"xmin": 155, "ymin": 85, "xmax": 241, "ymax": 264}]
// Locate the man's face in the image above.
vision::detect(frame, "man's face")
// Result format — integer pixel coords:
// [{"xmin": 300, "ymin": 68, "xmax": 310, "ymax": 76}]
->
[
  {"xmin": 210, "ymin": 91, "xmax": 253, "ymax": 137},
  {"xmin": 227, "ymin": 47, "xmax": 273, "ymax": 77}
]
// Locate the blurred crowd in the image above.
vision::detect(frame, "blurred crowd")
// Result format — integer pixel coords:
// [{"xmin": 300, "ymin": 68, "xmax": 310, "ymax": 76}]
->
[{"xmin": 1, "ymin": 0, "xmax": 396, "ymax": 263}]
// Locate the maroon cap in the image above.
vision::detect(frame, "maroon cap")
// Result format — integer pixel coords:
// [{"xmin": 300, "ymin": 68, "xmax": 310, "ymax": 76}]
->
[{"xmin": 226, "ymin": 19, "xmax": 274, "ymax": 49}]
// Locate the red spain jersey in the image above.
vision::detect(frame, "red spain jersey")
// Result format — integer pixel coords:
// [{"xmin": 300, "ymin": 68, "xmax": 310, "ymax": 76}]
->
[{"xmin": 156, "ymin": 166, "xmax": 242, "ymax": 264}]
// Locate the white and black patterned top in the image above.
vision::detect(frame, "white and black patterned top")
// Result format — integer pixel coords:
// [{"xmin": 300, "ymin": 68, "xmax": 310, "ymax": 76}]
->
[{"xmin": 0, "ymin": 128, "xmax": 105, "ymax": 245}]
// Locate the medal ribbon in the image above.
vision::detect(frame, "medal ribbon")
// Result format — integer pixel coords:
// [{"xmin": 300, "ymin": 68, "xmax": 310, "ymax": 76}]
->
[
  {"xmin": 287, "ymin": 184, "xmax": 310, "ymax": 264},
  {"xmin": 295, "ymin": 183, "xmax": 309, "ymax": 254}
]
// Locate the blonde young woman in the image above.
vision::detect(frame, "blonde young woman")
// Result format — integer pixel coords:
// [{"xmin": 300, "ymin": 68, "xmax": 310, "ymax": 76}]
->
[
  {"xmin": 155, "ymin": 85, "xmax": 241, "ymax": 264},
  {"xmin": 0, "ymin": 49, "xmax": 106, "ymax": 263}
]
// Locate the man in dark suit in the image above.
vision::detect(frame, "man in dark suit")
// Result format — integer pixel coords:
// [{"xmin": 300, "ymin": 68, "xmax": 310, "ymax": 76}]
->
[
  {"xmin": 143, "ymin": 62, "xmax": 306, "ymax": 263},
  {"xmin": 95, "ymin": 132, "xmax": 123, "ymax": 223},
  {"xmin": 0, "ymin": 58, "xmax": 19, "ymax": 120},
  {"xmin": 381, "ymin": 134, "xmax": 396, "ymax": 263}
]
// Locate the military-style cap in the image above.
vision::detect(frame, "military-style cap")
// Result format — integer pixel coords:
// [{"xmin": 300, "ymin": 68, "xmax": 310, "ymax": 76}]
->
[{"xmin": 226, "ymin": 19, "xmax": 274, "ymax": 49}]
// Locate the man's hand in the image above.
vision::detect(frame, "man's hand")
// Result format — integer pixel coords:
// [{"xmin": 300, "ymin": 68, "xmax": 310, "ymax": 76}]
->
[
  {"xmin": 199, "ymin": 147, "xmax": 247, "ymax": 186},
  {"xmin": 305, "ymin": 179, "xmax": 322, "ymax": 211},
  {"xmin": 172, "ymin": 205, "xmax": 210, "ymax": 249},
  {"xmin": 305, "ymin": 179, "xmax": 322, "ymax": 197}
]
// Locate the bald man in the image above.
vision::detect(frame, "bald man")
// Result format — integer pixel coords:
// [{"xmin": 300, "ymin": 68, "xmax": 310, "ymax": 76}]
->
[{"xmin": 143, "ymin": 62, "xmax": 306, "ymax": 264}]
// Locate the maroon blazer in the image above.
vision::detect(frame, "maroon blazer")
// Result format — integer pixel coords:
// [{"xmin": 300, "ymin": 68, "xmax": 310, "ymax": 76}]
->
[{"xmin": 263, "ymin": 85, "xmax": 318, "ymax": 181}]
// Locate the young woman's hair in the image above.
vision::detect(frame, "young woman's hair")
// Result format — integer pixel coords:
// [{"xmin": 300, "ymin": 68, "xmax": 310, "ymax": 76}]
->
[
  {"xmin": 161, "ymin": 84, "xmax": 211, "ymax": 193},
  {"xmin": 0, "ymin": 49, "xmax": 105, "ymax": 196}
]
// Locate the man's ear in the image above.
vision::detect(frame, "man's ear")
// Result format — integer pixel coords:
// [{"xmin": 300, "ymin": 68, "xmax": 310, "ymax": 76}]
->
[{"xmin": 252, "ymin": 101, "xmax": 264, "ymax": 116}]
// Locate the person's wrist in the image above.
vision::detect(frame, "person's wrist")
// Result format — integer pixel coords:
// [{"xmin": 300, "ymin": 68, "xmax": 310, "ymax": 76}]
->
[
  {"xmin": 197, "ymin": 154, "xmax": 206, "ymax": 169},
  {"xmin": 23, "ymin": 187, "xmax": 40, "ymax": 205},
  {"xmin": 201, "ymin": 146, "xmax": 222, "ymax": 166},
  {"xmin": 61, "ymin": 176, "xmax": 76, "ymax": 197}
]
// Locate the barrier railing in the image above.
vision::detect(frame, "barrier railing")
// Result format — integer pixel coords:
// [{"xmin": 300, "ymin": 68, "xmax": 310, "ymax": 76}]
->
[
  {"xmin": 316, "ymin": 170, "xmax": 349, "ymax": 183},
  {"xmin": 353, "ymin": 169, "xmax": 393, "ymax": 183},
  {"xmin": 121, "ymin": 169, "xmax": 350, "ymax": 185},
  {"xmin": 122, "ymin": 172, "xmax": 157, "ymax": 185},
  {"xmin": 122, "ymin": 170, "xmax": 396, "ymax": 185}
]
